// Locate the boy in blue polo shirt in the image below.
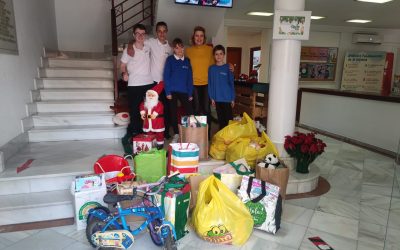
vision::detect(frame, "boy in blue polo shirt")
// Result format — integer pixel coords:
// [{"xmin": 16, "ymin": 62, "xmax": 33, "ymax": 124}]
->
[
  {"xmin": 208, "ymin": 44, "xmax": 235, "ymax": 129},
  {"xmin": 163, "ymin": 38, "xmax": 194, "ymax": 142}
]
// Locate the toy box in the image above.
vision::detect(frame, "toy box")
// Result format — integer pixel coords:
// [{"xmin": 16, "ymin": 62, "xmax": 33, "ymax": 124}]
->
[{"xmin": 132, "ymin": 134, "xmax": 156, "ymax": 154}]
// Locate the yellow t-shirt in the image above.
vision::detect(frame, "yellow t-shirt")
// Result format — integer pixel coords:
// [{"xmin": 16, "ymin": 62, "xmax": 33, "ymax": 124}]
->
[{"xmin": 185, "ymin": 45, "xmax": 214, "ymax": 86}]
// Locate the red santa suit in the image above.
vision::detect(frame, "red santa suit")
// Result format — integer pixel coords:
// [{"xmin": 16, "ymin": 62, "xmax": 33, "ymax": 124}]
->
[{"xmin": 140, "ymin": 88, "xmax": 165, "ymax": 146}]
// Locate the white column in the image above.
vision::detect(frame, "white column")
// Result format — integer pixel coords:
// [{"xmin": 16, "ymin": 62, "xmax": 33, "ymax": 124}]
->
[{"xmin": 267, "ymin": 0, "xmax": 305, "ymax": 156}]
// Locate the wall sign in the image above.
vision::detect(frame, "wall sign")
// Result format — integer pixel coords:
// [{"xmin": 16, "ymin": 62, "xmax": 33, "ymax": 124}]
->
[
  {"xmin": 273, "ymin": 10, "xmax": 311, "ymax": 40},
  {"xmin": 0, "ymin": 0, "xmax": 18, "ymax": 54},
  {"xmin": 299, "ymin": 47, "xmax": 338, "ymax": 81},
  {"xmin": 341, "ymin": 51, "xmax": 387, "ymax": 93}
]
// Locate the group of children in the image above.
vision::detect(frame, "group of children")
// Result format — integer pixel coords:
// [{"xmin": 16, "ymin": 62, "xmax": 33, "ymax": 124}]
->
[{"xmin": 121, "ymin": 22, "xmax": 235, "ymax": 153}]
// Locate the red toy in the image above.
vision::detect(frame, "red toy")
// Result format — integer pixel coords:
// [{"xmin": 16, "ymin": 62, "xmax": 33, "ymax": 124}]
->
[{"xmin": 93, "ymin": 155, "xmax": 135, "ymax": 184}]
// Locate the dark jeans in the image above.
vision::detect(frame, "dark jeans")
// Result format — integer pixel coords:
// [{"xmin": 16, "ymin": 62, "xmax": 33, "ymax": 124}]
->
[
  {"xmin": 127, "ymin": 83, "xmax": 156, "ymax": 136},
  {"xmin": 169, "ymin": 92, "xmax": 194, "ymax": 134},
  {"xmin": 215, "ymin": 102, "xmax": 233, "ymax": 130},
  {"xmin": 193, "ymin": 85, "xmax": 211, "ymax": 134}
]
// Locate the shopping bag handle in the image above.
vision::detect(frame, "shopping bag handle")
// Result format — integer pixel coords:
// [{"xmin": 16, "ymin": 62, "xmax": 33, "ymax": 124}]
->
[
  {"xmin": 229, "ymin": 162, "xmax": 254, "ymax": 176},
  {"xmin": 246, "ymin": 177, "xmax": 266, "ymax": 203}
]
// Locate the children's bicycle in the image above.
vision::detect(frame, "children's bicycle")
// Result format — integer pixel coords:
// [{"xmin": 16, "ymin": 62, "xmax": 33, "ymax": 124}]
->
[{"xmin": 86, "ymin": 174, "xmax": 178, "ymax": 250}]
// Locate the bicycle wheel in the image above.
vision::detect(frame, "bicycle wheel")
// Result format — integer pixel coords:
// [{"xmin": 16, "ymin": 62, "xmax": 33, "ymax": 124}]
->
[
  {"xmin": 147, "ymin": 219, "xmax": 163, "ymax": 246},
  {"xmin": 163, "ymin": 228, "xmax": 177, "ymax": 250},
  {"xmin": 86, "ymin": 206, "xmax": 110, "ymax": 226},
  {"xmin": 86, "ymin": 217, "xmax": 116, "ymax": 250}
]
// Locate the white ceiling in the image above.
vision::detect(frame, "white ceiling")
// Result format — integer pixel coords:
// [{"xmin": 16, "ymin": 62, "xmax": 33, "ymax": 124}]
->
[{"xmin": 225, "ymin": 0, "xmax": 400, "ymax": 30}]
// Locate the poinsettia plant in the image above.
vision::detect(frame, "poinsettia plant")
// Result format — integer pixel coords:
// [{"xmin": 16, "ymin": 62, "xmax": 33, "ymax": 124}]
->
[{"xmin": 284, "ymin": 132, "xmax": 327, "ymax": 173}]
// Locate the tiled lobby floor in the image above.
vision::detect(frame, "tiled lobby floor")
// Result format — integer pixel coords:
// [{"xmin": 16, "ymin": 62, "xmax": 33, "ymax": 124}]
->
[{"xmin": 0, "ymin": 133, "xmax": 399, "ymax": 250}]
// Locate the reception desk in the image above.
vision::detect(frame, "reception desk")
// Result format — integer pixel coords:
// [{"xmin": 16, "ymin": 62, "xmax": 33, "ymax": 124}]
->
[{"xmin": 297, "ymin": 88, "xmax": 400, "ymax": 155}]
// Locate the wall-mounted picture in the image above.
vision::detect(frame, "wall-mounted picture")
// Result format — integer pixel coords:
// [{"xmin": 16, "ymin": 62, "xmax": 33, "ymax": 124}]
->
[
  {"xmin": 0, "ymin": 0, "xmax": 18, "ymax": 54},
  {"xmin": 273, "ymin": 10, "xmax": 311, "ymax": 40},
  {"xmin": 299, "ymin": 47, "xmax": 338, "ymax": 81},
  {"xmin": 175, "ymin": 0, "xmax": 233, "ymax": 8}
]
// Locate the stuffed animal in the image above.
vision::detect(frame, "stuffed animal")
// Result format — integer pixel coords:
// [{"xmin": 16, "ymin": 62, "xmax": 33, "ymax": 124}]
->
[{"xmin": 257, "ymin": 153, "xmax": 280, "ymax": 169}]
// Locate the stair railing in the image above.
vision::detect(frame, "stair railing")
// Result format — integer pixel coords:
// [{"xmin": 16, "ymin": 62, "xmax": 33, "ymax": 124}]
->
[{"xmin": 111, "ymin": 0, "xmax": 154, "ymax": 100}]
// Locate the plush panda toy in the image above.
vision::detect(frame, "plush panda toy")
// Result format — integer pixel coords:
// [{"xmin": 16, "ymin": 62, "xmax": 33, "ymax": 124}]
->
[{"xmin": 257, "ymin": 153, "xmax": 280, "ymax": 169}]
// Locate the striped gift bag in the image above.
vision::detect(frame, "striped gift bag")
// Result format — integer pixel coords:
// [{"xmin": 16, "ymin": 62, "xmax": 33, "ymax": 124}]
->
[{"xmin": 168, "ymin": 143, "xmax": 199, "ymax": 174}]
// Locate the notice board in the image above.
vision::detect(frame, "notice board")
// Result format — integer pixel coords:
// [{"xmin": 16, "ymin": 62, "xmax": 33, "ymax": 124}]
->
[
  {"xmin": 0, "ymin": 0, "xmax": 18, "ymax": 54},
  {"xmin": 341, "ymin": 51, "xmax": 387, "ymax": 93},
  {"xmin": 299, "ymin": 47, "xmax": 338, "ymax": 81}
]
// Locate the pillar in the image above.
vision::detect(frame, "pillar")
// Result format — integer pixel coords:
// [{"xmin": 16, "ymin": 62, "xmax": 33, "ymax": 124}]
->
[{"xmin": 267, "ymin": 0, "xmax": 305, "ymax": 156}]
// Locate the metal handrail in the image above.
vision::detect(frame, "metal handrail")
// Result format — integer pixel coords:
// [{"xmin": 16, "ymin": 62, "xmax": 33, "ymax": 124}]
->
[{"xmin": 110, "ymin": 0, "xmax": 154, "ymax": 100}]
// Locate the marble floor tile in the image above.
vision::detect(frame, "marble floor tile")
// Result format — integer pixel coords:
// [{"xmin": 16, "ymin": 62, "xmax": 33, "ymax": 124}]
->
[
  {"xmin": 312, "ymin": 157, "xmax": 334, "ymax": 175},
  {"xmin": 362, "ymin": 184, "xmax": 394, "ymax": 197},
  {"xmin": 251, "ymin": 222, "xmax": 307, "ymax": 249},
  {"xmin": 323, "ymin": 186, "xmax": 362, "ymax": 202},
  {"xmin": 332, "ymin": 159, "xmax": 363, "ymax": 172},
  {"xmin": 285, "ymin": 197, "xmax": 321, "ymax": 210},
  {"xmin": 359, "ymin": 205, "xmax": 389, "ymax": 226},
  {"xmin": 240, "ymin": 235, "xmax": 297, "ymax": 250},
  {"xmin": 357, "ymin": 221, "xmax": 385, "ymax": 247},
  {"xmin": 387, "ymin": 208, "xmax": 400, "ymax": 230},
  {"xmin": 361, "ymin": 192, "xmax": 392, "ymax": 209},
  {"xmin": 308, "ymin": 211, "xmax": 359, "ymax": 240},
  {"xmin": 316, "ymin": 196, "xmax": 360, "ymax": 220},
  {"xmin": 385, "ymin": 227, "xmax": 400, "ymax": 250},
  {"xmin": 281, "ymin": 204, "xmax": 315, "ymax": 227},
  {"xmin": 390, "ymin": 197, "xmax": 400, "ymax": 210},
  {"xmin": 2, "ymin": 230, "xmax": 76, "ymax": 250},
  {"xmin": 299, "ymin": 227, "xmax": 357, "ymax": 250},
  {"xmin": 328, "ymin": 166, "xmax": 363, "ymax": 190},
  {"xmin": 364, "ymin": 159, "xmax": 395, "ymax": 171},
  {"xmin": 61, "ymin": 241, "xmax": 93, "ymax": 250},
  {"xmin": 363, "ymin": 164, "xmax": 394, "ymax": 187},
  {"xmin": 357, "ymin": 240, "xmax": 384, "ymax": 250}
]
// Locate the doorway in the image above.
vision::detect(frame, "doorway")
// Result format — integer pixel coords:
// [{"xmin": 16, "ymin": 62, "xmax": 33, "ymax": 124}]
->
[
  {"xmin": 227, "ymin": 47, "xmax": 242, "ymax": 80},
  {"xmin": 250, "ymin": 46, "xmax": 261, "ymax": 74}
]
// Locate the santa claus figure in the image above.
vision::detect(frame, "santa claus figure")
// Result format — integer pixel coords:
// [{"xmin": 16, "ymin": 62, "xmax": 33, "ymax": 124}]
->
[{"xmin": 140, "ymin": 83, "xmax": 165, "ymax": 149}]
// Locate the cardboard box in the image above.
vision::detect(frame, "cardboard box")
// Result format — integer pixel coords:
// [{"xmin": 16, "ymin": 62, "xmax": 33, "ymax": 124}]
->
[
  {"xmin": 132, "ymin": 134, "xmax": 156, "ymax": 154},
  {"xmin": 72, "ymin": 174, "xmax": 107, "ymax": 230}
]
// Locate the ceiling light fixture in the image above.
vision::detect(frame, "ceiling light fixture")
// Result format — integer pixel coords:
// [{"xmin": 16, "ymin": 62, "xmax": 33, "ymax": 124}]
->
[
  {"xmin": 247, "ymin": 12, "xmax": 274, "ymax": 17},
  {"xmin": 355, "ymin": 0, "xmax": 392, "ymax": 3},
  {"xmin": 311, "ymin": 16, "xmax": 325, "ymax": 20},
  {"xmin": 346, "ymin": 19, "xmax": 372, "ymax": 23}
]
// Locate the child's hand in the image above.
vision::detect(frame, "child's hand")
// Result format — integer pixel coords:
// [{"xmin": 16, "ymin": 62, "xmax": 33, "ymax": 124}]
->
[
  {"xmin": 141, "ymin": 113, "xmax": 145, "ymax": 120},
  {"xmin": 122, "ymin": 72, "xmax": 129, "ymax": 81},
  {"xmin": 229, "ymin": 63, "xmax": 234, "ymax": 72},
  {"xmin": 166, "ymin": 95, "xmax": 172, "ymax": 100},
  {"xmin": 211, "ymin": 99, "xmax": 216, "ymax": 107},
  {"xmin": 188, "ymin": 96, "xmax": 193, "ymax": 101},
  {"xmin": 231, "ymin": 101, "xmax": 235, "ymax": 108}
]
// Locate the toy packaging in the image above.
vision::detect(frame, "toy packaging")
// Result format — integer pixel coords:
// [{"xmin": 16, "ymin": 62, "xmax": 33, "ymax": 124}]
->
[
  {"xmin": 181, "ymin": 115, "xmax": 207, "ymax": 127},
  {"xmin": 132, "ymin": 134, "xmax": 156, "ymax": 154}
]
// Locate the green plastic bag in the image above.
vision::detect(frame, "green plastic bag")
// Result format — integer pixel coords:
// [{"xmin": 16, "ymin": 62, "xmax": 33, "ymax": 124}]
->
[{"xmin": 134, "ymin": 149, "xmax": 166, "ymax": 183}]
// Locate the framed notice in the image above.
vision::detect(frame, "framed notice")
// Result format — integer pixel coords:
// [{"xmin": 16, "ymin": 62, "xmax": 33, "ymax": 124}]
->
[
  {"xmin": 299, "ymin": 47, "xmax": 338, "ymax": 81},
  {"xmin": 273, "ymin": 10, "xmax": 311, "ymax": 40},
  {"xmin": 0, "ymin": 0, "xmax": 18, "ymax": 54},
  {"xmin": 341, "ymin": 51, "xmax": 387, "ymax": 93}
]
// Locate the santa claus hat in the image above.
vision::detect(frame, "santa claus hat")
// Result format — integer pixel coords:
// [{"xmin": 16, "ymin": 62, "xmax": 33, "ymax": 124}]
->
[
  {"xmin": 112, "ymin": 112, "xmax": 130, "ymax": 126},
  {"xmin": 151, "ymin": 82, "xmax": 164, "ymax": 95}
]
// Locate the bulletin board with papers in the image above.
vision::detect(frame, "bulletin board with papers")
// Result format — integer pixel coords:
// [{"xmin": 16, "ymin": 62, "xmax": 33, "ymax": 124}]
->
[{"xmin": 0, "ymin": 0, "xmax": 18, "ymax": 54}]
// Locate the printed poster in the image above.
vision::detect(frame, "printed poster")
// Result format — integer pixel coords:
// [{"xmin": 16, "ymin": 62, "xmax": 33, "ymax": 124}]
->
[
  {"xmin": 299, "ymin": 47, "xmax": 338, "ymax": 81},
  {"xmin": 341, "ymin": 51, "xmax": 386, "ymax": 93},
  {"xmin": 0, "ymin": 0, "xmax": 18, "ymax": 54}
]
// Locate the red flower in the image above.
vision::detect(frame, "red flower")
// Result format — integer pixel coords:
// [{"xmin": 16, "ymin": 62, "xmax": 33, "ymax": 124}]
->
[
  {"xmin": 301, "ymin": 144, "xmax": 309, "ymax": 153},
  {"xmin": 284, "ymin": 132, "xmax": 327, "ymax": 164}
]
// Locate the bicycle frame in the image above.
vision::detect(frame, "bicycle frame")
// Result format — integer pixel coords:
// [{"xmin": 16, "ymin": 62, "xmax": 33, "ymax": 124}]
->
[{"xmin": 89, "ymin": 201, "xmax": 177, "ymax": 240}]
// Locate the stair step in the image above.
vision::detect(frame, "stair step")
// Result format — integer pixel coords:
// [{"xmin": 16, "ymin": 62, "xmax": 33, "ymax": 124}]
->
[
  {"xmin": 32, "ymin": 111, "xmax": 115, "ymax": 126},
  {"xmin": 36, "ymin": 78, "xmax": 114, "ymax": 89},
  {"xmin": 38, "ymin": 88, "xmax": 114, "ymax": 100},
  {"xmin": 0, "ymin": 190, "xmax": 74, "ymax": 225},
  {"xmin": 43, "ymin": 57, "xmax": 113, "ymax": 69},
  {"xmin": 28, "ymin": 124, "xmax": 126, "ymax": 142},
  {"xmin": 35, "ymin": 100, "xmax": 114, "ymax": 113},
  {"xmin": 39, "ymin": 67, "xmax": 113, "ymax": 78}
]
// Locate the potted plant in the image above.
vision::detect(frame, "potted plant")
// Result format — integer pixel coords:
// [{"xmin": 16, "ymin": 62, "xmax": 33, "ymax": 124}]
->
[{"xmin": 284, "ymin": 132, "xmax": 326, "ymax": 174}]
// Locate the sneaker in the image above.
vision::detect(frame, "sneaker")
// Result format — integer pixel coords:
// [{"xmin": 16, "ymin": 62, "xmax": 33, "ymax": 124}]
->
[
  {"xmin": 171, "ymin": 134, "xmax": 179, "ymax": 143},
  {"xmin": 156, "ymin": 144, "xmax": 164, "ymax": 150}
]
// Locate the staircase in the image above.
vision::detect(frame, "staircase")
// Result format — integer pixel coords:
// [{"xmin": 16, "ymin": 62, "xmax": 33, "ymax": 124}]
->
[
  {"xmin": 0, "ymin": 49, "xmax": 127, "ymax": 228},
  {"xmin": 25, "ymin": 50, "xmax": 126, "ymax": 142}
]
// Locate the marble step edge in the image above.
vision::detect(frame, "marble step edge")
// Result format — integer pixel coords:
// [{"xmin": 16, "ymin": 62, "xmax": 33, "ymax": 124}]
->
[
  {"xmin": 43, "ymin": 48, "xmax": 111, "ymax": 59},
  {"xmin": 0, "ymin": 170, "xmax": 91, "ymax": 182},
  {"xmin": 29, "ymin": 124, "xmax": 126, "ymax": 132},
  {"xmin": 43, "ymin": 56, "xmax": 112, "ymax": 62},
  {"xmin": 36, "ymin": 77, "xmax": 114, "ymax": 81},
  {"xmin": 32, "ymin": 111, "xmax": 115, "ymax": 117},
  {"xmin": 39, "ymin": 67, "xmax": 113, "ymax": 72},
  {"xmin": 0, "ymin": 195, "xmax": 72, "ymax": 212},
  {"xmin": 36, "ymin": 88, "xmax": 114, "ymax": 93},
  {"xmin": 35, "ymin": 99, "xmax": 115, "ymax": 104}
]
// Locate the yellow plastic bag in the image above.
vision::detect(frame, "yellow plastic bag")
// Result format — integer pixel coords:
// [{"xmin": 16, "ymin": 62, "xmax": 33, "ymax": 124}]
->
[
  {"xmin": 192, "ymin": 176, "xmax": 253, "ymax": 246},
  {"xmin": 212, "ymin": 112, "xmax": 257, "ymax": 145},
  {"xmin": 209, "ymin": 140, "xmax": 228, "ymax": 160},
  {"xmin": 225, "ymin": 132, "xmax": 279, "ymax": 168}
]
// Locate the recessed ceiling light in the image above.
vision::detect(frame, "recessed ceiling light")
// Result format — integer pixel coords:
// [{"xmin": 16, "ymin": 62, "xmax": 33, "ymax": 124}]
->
[
  {"xmin": 346, "ymin": 19, "xmax": 372, "ymax": 23},
  {"xmin": 355, "ymin": 0, "xmax": 392, "ymax": 3},
  {"xmin": 311, "ymin": 16, "xmax": 325, "ymax": 20},
  {"xmin": 247, "ymin": 12, "xmax": 274, "ymax": 17}
]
